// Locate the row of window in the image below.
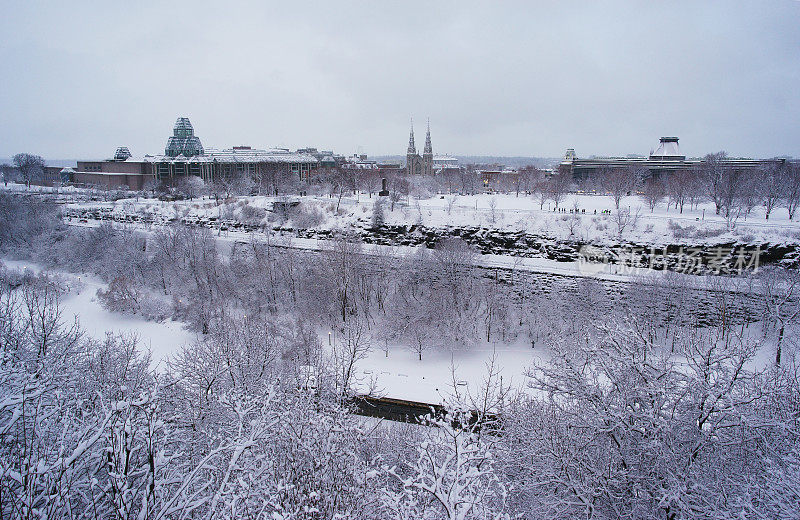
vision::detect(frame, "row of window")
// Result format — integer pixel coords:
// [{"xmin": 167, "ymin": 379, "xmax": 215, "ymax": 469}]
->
[{"xmin": 154, "ymin": 162, "xmax": 315, "ymax": 178}]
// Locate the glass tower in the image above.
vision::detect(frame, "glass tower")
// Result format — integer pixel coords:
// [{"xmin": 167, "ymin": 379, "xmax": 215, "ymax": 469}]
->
[{"xmin": 165, "ymin": 117, "xmax": 204, "ymax": 157}]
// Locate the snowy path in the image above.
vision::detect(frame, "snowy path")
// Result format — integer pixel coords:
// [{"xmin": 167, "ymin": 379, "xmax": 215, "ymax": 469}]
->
[{"xmin": 347, "ymin": 342, "xmax": 543, "ymax": 404}]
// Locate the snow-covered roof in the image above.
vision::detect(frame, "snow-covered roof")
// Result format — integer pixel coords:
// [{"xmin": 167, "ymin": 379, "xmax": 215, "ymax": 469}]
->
[
  {"xmin": 346, "ymin": 162, "xmax": 378, "ymax": 169},
  {"xmin": 433, "ymin": 155, "xmax": 458, "ymax": 163},
  {"xmin": 204, "ymin": 147, "xmax": 318, "ymax": 164},
  {"xmin": 130, "ymin": 148, "xmax": 319, "ymax": 165}
]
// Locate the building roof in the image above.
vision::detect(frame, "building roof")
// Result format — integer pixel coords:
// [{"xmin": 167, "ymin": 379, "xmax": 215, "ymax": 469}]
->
[
  {"xmin": 130, "ymin": 147, "xmax": 318, "ymax": 165},
  {"xmin": 650, "ymin": 137, "xmax": 685, "ymax": 161},
  {"xmin": 204, "ymin": 147, "xmax": 318, "ymax": 164},
  {"xmin": 433, "ymin": 155, "xmax": 458, "ymax": 162},
  {"xmin": 165, "ymin": 117, "xmax": 204, "ymax": 157}
]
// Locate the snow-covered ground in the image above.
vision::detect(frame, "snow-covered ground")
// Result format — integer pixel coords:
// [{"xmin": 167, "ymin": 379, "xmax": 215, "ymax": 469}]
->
[
  {"xmin": 15, "ymin": 179, "xmax": 789, "ymax": 286},
  {"xmin": 1, "ymin": 256, "xmax": 787, "ymax": 406},
  {"xmin": 1, "ymin": 259, "xmax": 197, "ymax": 370},
  {"xmin": 320, "ymin": 191, "xmax": 799, "ymax": 246},
  {"xmin": 4, "ymin": 184, "xmax": 795, "ymax": 406},
  {"xmin": 49, "ymin": 188, "xmax": 800, "ymax": 247},
  {"xmin": 346, "ymin": 338, "xmax": 544, "ymax": 404},
  {"xmin": 346, "ymin": 323, "xmax": 785, "ymax": 405},
  {"xmin": 9, "ymin": 180, "xmax": 797, "ymax": 255},
  {"xmin": 0, "ymin": 258, "xmax": 542, "ymax": 402}
]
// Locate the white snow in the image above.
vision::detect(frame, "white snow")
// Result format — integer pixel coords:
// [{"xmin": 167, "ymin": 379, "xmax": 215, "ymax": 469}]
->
[
  {"xmin": 49, "ymin": 188, "xmax": 800, "ymax": 249},
  {"xmin": 347, "ymin": 339, "xmax": 545, "ymax": 404},
  {"xmin": 4, "ymin": 184, "xmax": 795, "ymax": 405},
  {"xmin": 2, "ymin": 254, "xmax": 786, "ymax": 406},
  {"xmin": 1, "ymin": 258, "xmax": 196, "ymax": 370}
]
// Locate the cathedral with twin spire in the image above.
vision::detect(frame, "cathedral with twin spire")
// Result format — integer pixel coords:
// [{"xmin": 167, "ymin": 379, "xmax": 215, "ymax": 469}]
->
[{"xmin": 406, "ymin": 119, "xmax": 433, "ymax": 175}]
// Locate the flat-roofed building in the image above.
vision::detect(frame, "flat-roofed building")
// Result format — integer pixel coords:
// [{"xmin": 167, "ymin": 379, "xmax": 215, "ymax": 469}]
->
[
  {"xmin": 376, "ymin": 160, "xmax": 404, "ymax": 175},
  {"xmin": 559, "ymin": 137, "xmax": 784, "ymax": 183},
  {"xmin": 433, "ymin": 155, "xmax": 458, "ymax": 169},
  {"xmin": 74, "ymin": 147, "xmax": 155, "ymax": 190},
  {"xmin": 479, "ymin": 168, "xmax": 519, "ymax": 191}
]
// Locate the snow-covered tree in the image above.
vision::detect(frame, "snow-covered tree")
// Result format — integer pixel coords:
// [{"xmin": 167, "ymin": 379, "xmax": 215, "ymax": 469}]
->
[
  {"xmin": 499, "ymin": 313, "xmax": 797, "ymax": 519},
  {"xmin": 384, "ymin": 412, "xmax": 510, "ymax": 520}
]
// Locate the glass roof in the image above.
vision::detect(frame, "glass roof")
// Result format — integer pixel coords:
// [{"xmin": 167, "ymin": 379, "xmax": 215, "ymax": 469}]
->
[
  {"xmin": 113, "ymin": 146, "xmax": 132, "ymax": 160},
  {"xmin": 165, "ymin": 117, "xmax": 204, "ymax": 157}
]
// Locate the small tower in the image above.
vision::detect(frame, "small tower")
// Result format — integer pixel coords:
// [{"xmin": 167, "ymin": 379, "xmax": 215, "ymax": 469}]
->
[{"xmin": 422, "ymin": 118, "xmax": 433, "ymax": 176}]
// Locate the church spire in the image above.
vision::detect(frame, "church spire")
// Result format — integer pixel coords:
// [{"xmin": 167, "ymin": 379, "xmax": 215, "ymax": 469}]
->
[
  {"xmin": 407, "ymin": 119, "xmax": 416, "ymax": 154},
  {"xmin": 423, "ymin": 118, "xmax": 432, "ymax": 155},
  {"xmin": 421, "ymin": 118, "xmax": 433, "ymax": 176}
]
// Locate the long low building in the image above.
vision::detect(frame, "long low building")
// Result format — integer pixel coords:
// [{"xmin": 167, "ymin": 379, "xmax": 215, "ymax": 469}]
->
[
  {"xmin": 559, "ymin": 137, "xmax": 787, "ymax": 182},
  {"xmin": 70, "ymin": 118, "xmax": 319, "ymax": 190},
  {"xmin": 147, "ymin": 146, "xmax": 318, "ymax": 184}
]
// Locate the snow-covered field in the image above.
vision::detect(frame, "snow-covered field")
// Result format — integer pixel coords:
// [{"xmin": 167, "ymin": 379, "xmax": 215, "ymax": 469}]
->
[
  {"xmin": 347, "ymin": 338, "xmax": 544, "ymax": 404},
  {"xmin": 7, "ymin": 181, "xmax": 799, "ymax": 250},
  {"xmin": 398, "ymin": 192, "xmax": 799, "ymax": 244}
]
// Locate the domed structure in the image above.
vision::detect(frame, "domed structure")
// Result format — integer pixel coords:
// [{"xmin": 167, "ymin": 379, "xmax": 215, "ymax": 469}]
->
[
  {"xmin": 165, "ymin": 117, "xmax": 204, "ymax": 157},
  {"xmin": 113, "ymin": 146, "xmax": 132, "ymax": 161}
]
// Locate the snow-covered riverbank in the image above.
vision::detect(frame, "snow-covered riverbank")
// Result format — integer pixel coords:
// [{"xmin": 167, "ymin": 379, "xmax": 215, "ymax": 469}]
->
[{"xmin": 1, "ymin": 258, "xmax": 196, "ymax": 370}]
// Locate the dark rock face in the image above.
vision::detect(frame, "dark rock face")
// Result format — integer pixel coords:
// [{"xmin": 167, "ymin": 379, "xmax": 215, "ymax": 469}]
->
[
  {"xmin": 345, "ymin": 224, "xmax": 795, "ymax": 274},
  {"xmin": 63, "ymin": 207, "xmax": 799, "ymax": 274}
]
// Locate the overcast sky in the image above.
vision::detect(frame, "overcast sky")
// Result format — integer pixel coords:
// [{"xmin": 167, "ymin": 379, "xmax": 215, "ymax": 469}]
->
[{"xmin": 1, "ymin": 1, "xmax": 798, "ymax": 160}]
